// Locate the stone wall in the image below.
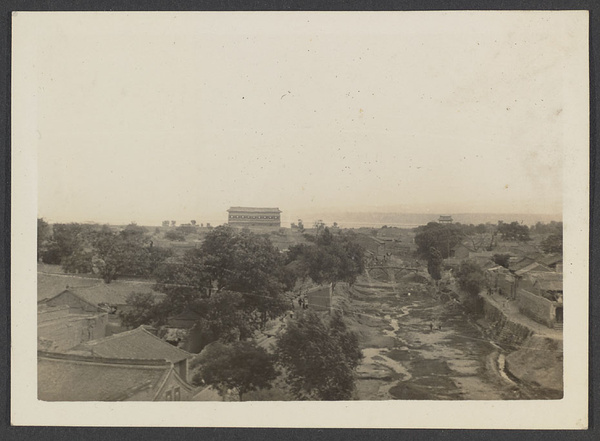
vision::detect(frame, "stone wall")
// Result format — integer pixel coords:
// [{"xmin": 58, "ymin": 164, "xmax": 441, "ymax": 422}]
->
[
  {"xmin": 481, "ymin": 299, "xmax": 533, "ymax": 346},
  {"xmin": 517, "ymin": 289, "xmax": 556, "ymax": 328}
]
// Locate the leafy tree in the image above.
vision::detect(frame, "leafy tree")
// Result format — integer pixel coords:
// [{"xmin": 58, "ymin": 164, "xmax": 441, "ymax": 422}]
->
[
  {"xmin": 191, "ymin": 220, "xmax": 197, "ymax": 226},
  {"xmin": 120, "ymin": 292, "xmax": 161, "ymax": 328},
  {"xmin": 92, "ymin": 224, "xmax": 152, "ymax": 283},
  {"xmin": 427, "ymin": 247, "xmax": 443, "ymax": 281},
  {"xmin": 153, "ymin": 248, "xmax": 213, "ymax": 311},
  {"xmin": 171, "ymin": 220, "xmax": 176, "ymax": 227},
  {"xmin": 151, "ymin": 226, "xmax": 290, "ymax": 330},
  {"xmin": 189, "ymin": 291, "xmax": 256, "ymax": 346},
  {"xmin": 497, "ymin": 221, "xmax": 531, "ymax": 242},
  {"xmin": 276, "ymin": 311, "xmax": 363, "ymax": 400},
  {"xmin": 531, "ymin": 221, "xmax": 562, "ymax": 235},
  {"xmin": 456, "ymin": 260, "xmax": 487, "ymax": 296},
  {"xmin": 313, "ymin": 219, "xmax": 325, "ymax": 233},
  {"xmin": 297, "ymin": 219, "xmax": 305, "ymax": 232},
  {"xmin": 46, "ymin": 223, "xmax": 96, "ymax": 268},
  {"xmin": 43, "ymin": 223, "xmax": 99, "ymax": 271},
  {"xmin": 162, "ymin": 220, "xmax": 170, "ymax": 227},
  {"xmin": 541, "ymin": 232, "xmax": 562, "ymax": 254},
  {"xmin": 414, "ymin": 222, "xmax": 463, "ymax": 259},
  {"xmin": 200, "ymin": 226, "xmax": 290, "ymax": 325},
  {"xmin": 492, "ymin": 253, "xmax": 511, "ymax": 268},
  {"xmin": 287, "ymin": 228, "xmax": 365, "ymax": 291},
  {"xmin": 37, "ymin": 218, "xmax": 50, "ymax": 261},
  {"xmin": 192, "ymin": 341, "xmax": 278, "ymax": 401}
]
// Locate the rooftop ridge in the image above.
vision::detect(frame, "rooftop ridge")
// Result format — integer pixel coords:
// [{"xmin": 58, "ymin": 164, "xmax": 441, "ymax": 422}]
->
[
  {"xmin": 39, "ymin": 289, "xmax": 103, "ymax": 311},
  {"xmin": 73, "ymin": 326, "xmax": 193, "ymax": 359},
  {"xmin": 227, "ymin": 206, "xmax": 281, "ymax": 212},
  {"xmin": 38, "ymin": 350, "xmax": 173, "ymax": 367}
]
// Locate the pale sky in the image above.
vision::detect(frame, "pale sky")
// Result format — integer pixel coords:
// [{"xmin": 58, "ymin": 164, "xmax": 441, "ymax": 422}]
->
[{"xmin": 17, "ymin": 12, "xmax": 587, "ymax": 226}]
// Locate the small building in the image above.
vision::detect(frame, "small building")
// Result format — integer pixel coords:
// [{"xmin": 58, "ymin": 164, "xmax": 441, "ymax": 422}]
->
[
  {"xmin": 38, "ymin": 285, "xmax": 165, "ymax": 337},
  {"xmin": 438, "ymin": 215, "xmax": 454, "ymax": 224},
  {"xmin": 38, "ymin": 302, "xmax": 108, "ymax": 352},
  {"xmin": 69, "ymin": 326, "xmax": 193, "ymax": 383},
  {"xmin": 38, "ymin": 351, "xmax": 194, "ymax": 401},
  {"xmin": 227, "ymin": 207, "xmax": 281, "ymax": 228},
  {"xmin": 354, "ymin": 234, "xmax": 386, "ymax": 259}
]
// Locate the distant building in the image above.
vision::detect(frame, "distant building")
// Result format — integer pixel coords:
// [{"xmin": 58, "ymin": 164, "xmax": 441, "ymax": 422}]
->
[
  {"xmin": 438, "ymin": 215, "xmax": 454, "ymax": 224},
  {"xmin": 227, "ymin": 207, "xmax": 281, "ymax": 228}
]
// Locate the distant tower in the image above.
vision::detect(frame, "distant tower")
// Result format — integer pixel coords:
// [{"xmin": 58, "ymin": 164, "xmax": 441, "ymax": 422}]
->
[{"xmin": 438, "ymin": 215, "xmax": 453, "ymax": 224}]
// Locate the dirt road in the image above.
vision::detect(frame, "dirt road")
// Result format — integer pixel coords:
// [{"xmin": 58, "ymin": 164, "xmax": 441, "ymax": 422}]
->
[{"xmin": 345, "ymin": 278, "xmax": 537, "ymax": 400}]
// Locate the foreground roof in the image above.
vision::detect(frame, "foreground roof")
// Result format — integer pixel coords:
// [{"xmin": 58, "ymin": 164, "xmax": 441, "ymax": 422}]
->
[
  {"xmin": 38, "ymin": 351, "xmax": 173, "ymax": 401},
  {"xmin": 70, "ymin": 326, "xmax": 192, "ymax": 363}
]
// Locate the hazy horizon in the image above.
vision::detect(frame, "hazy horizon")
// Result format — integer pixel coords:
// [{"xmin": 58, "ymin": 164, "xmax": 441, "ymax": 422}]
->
[
  {"xmin": 29, "ymin": 12, "xmax": 579, "ymax": 229},
  {"xmin": 39, "ymin": 210, "xmax": 562, "ymax": 229}
]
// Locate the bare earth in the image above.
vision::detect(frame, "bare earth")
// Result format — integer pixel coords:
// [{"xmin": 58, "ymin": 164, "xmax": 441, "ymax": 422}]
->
[{"xmin": 343, "ymin": 277, "xmax": 554, "ymax": 401}]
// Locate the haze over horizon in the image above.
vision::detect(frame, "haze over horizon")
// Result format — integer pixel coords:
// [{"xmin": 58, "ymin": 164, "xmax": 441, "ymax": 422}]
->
[{"xmin": 28, "ymin": 13, "xmax": 581, "ymax": 228}]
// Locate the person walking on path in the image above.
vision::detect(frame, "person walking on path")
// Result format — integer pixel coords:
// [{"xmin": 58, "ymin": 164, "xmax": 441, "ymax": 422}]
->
[{"xmin": 429, "ymin": 322, "xmax": 434, "ymax": 332}]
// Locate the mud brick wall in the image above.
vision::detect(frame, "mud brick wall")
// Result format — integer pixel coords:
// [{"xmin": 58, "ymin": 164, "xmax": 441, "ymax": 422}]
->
[
  {"xmin": 517, "ymin": 289, "xmax": 555, "ymax": 328},
  {"xmin": 38, "ymin": 311, "xmax": 108, "ymax": 351}
]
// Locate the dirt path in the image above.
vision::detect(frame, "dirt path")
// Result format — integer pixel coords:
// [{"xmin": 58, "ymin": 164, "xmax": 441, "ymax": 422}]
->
[{"xmin": 347, "ymin": 278, "xmax": 529, "ymax": 400}]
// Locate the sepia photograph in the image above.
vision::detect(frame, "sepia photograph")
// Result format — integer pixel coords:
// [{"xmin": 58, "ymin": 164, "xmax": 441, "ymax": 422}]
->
[{"xmin": 11, "ymin": 11, "xmax": 589, "ymax": 428}]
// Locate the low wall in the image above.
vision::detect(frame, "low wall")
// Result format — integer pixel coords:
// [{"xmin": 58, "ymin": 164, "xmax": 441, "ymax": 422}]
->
[
  {"xmin": 481, "ymin": 299, "xmax": 533, "ymax": 347},
  {"xmin": 480, "ymin": 297, "xmax": 562, "ymax": 397},
  {"xmin": 517, "ymin": 289, "xmax": 556, "ymax": 328}
]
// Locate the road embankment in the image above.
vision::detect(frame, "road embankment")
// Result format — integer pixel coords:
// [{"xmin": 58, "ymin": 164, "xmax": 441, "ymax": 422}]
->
[{"xmin": 479, "ymin": 296, "xmax": 563, "ymax": 398}]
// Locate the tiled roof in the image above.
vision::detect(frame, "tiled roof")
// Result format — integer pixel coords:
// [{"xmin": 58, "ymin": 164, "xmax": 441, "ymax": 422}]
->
[
  {"xmin": 227, "ymin": 207, "xmax": 281, "ymax": 213},
  {"xmin": 514, "ymin": 262, "xmax": 553, "ymax": 276},
  {"xmin": 539, "ymin": 254, "xmax": 563, "ymax": 267},
  {"xmin": 38, "ymin": 272, "xmax": 164, "ymax": 305},
  {"xmin": 531, "ymin": 272, "xmax": 563, "ymax": 292},
  {"xmin": 38, "ymin": 351, "xmax": 172, "ymax": 401},
  {"xmin": 70, "ymin": 326, "xmax": 192, "ymax": 363},
  {"xmin": 38, "ymin": 289, "xmax": 103, "ymax": 312}
]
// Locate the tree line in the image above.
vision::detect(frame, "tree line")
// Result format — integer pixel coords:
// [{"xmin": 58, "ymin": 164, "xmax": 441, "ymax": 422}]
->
[
  {"xmin": 414, "ymin": 220, "xmax": 562, "ymax": 281},
  {"xmin": 38, "ymin": 220, "xmax": 366, "ymax": 400}
]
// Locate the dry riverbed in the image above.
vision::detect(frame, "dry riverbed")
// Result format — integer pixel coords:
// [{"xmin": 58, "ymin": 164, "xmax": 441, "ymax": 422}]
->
[{"xmin": 343, "ymin": 277, "xmax": 538, "ymax": 400}]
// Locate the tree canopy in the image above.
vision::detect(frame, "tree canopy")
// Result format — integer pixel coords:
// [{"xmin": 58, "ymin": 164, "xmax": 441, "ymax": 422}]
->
[
  {"xmin": 126, "ymin": 226, "xmax": 292, "ymax": 339},
  {"xmin": 37, "ymin": 222, "xmax": 172, "ymax": 283},
  {"xmin": 192, "ymin": 340, "xmax": 278, "ymax": 401},
  {"xmin": 275, "ymin": 311, "xmax": 363, "ymax": 400},
  {"xmin": 497, "ymin": 221, "xmax": 531, "ymax": 242},
  {"xmin": 414, "ymin": 222, "xmax": 463, "ymax": 259},
  {"xmin": 287, "ymin": 228, "xmax": 365, "ymax": 290},
  {"xmin": 541, "ymin": 232, "xmax": 562, "ymax": 254},
  {"xmin": 456, "ymin": 260, "xmax": 487, "ymax": 296}
]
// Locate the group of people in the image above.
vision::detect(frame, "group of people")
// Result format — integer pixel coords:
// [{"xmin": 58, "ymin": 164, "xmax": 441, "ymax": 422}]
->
[{"xmin": 295, "ymin": 295, "xmax": 309, "ymax": 310}]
